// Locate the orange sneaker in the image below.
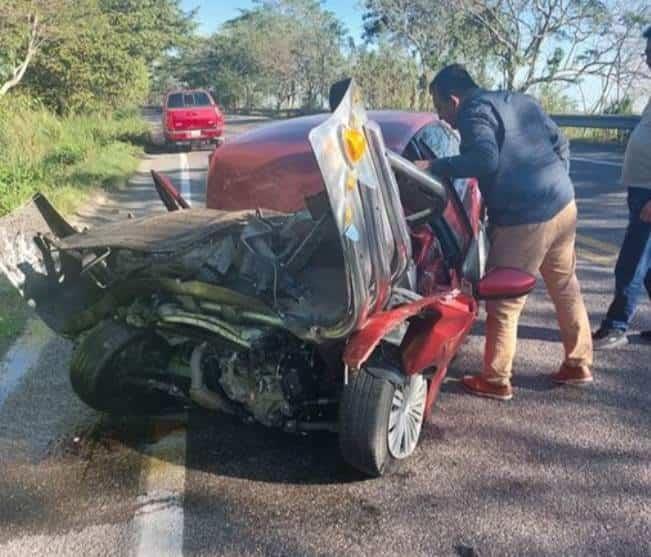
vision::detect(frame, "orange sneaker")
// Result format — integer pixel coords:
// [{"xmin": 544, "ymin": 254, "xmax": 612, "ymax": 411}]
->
[
  {"xmin": 462, "ymin": 375, "xmax": 513, "ymax": 401},
  {"xmin": 551, "ymin": 364, "xmax": 593, "ymax": 385}
]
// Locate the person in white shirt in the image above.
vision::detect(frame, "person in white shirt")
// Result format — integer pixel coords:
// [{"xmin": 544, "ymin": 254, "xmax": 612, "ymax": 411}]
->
[{"xmin": 593, "ymin": 26, "xmax": 651, "ymax": 349}]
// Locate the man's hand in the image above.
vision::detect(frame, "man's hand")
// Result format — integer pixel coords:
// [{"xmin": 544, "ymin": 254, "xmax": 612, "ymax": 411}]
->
[
  {"xmin": 413, "ymin": 160, "xmax": 431, "ymax": 173},
  {"xmin": 641, "ymin": 200, "xmax": 651, "ymax": 223},
  {"xmin": 415, "ymin": 157, "xmax": 454, "ymax": 179}
]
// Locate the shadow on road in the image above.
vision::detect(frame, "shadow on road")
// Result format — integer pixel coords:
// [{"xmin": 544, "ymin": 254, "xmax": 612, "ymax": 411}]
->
[
  {"xmin": 83, "ymin": 409, "xmax": 367, "ymax": 486},
  {"xmin": 184, "ymin": 411, "xmax": 365, "ymax": 485}
]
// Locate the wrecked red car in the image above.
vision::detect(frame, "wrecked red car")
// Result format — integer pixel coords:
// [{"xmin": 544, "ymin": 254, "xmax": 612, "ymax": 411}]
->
[
  {"xmin": 207, "ymin": 110, "xmax": 469, "ymax": 214},
  {"xmin": 0, "ymin": 82, "xmax": 534, "ymax": 476}
]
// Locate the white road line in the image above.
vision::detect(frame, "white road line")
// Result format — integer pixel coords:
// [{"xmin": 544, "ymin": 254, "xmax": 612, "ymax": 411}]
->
[
  {"xmin": 179, "ymin": 152, "xmax": 192, "ymax": 206},
  {"xmin": 0, "ymin": 319, "xmax": 53, "ymax": 409},
  {"xmin": 134, "ymin": 428, "xmax": 187, "ymax": 557},
  {"xmin": 133, "ymin": 152, "xmax": 191, "ymax": 556},
  {"xmin": 571, "ymin": 156, "xmax": 622, "ymax": 167}
]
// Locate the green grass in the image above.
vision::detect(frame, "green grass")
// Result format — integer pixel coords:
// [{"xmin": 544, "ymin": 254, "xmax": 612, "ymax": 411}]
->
[
  {"xmin": 0, "ymin": 277, "xmax": 31, "ymax": 358},
  {"xmin": 0, "ymin": 97, "xmax": 150, "ymax": 357},
  {"xmin": 564, "ymin": 127, "xmax": 629, "ymax": 145},
  {"xmin": 0, "ymin": 98, "xmax": 149, "ymax": 216}
]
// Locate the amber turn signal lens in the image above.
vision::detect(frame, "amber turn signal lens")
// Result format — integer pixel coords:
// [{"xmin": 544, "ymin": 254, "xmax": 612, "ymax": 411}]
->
[{"xmin": 342, "ymin": 127, "xmax": 366, "ymax": 165}]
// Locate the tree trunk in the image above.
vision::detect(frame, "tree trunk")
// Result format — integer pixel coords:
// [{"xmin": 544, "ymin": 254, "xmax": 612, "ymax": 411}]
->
[
  {"xmin": 0, "ymin": 14, "xmax": 40, "ymax": 97},
  {"xmin": 0, "ymin": 48, "xmax": 36, "ymax": 97}
]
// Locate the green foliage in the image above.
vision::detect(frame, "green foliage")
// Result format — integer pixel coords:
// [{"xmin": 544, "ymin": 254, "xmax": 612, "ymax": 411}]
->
[
  {"xmin": 568, "ymin": 97, "xmax": 635, "ymax": 143},
  {"xmin": 351, "ymin": 43, "xmax": 421, "ymax": 110},
  {"xmin": 99, "ymin": 0, "xmax": 195, "ymax": 65},
  {"xmin": 0, "ymin": 276, "xmax": 30, "ymax": 356},
  {"xmin": 535, "ymin": 83, "xmax": 577, "ymax": 114},
  {"xmin": 604, "ymin": 97, "xmax": 634, "ymax": 115},
  {"xmin": 0, "ymin": 95, "xmax": 148, "ymax": 217},
  {"xmin": 361, "ymin": 0, "xmax": 650, "ymax": 107},
  {"xmin": 25, "ymin": 8, "xmax": 150, "ymax": 114},
  {"xmin": 0, "ymin": 1, "xmax": 190, "ymax": 352},
  {"xmin": 362, "ymin": 0, "xmax": 494, "ymax": 96},
  {"xmin": 160, "ymin": 0, "xmax": 348, "ymax": 110},
  {"xmin": 45, "ymin": 144, "xmax": 88, "ymax": 167},
  {"xmin": 0, "ymin": 1, "xmax": 75, "ymax": 95},
  {"xmin": 2, "ymin": 0, "xmax": 192, "ymax": 113},
  {"xmin": 563, "ymin": 127, "xmax": 626, "ymax": 144}
]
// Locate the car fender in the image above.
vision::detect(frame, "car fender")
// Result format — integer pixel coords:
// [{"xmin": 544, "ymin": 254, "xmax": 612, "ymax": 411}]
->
[
  {"xmin": 400, "ymin": 295, "xmax": 476, "ymax": 376},
  {"xmin": 343, "ymin": 293, "xmax": 476, "ymax": 372},
  {"xmin": 366, "ymin": 365, "xmax": 408, "ymax": 386}
]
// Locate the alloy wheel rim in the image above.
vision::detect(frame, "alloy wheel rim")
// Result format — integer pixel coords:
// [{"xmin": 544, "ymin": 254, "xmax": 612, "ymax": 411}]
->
[{"xmin": 387, "ymin": 375, "xmax": 427, "ymax": 459}]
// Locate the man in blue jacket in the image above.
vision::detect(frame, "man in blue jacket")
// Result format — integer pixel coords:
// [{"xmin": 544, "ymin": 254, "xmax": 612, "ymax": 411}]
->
[{"xmin": 419, "ymin": 64, "xmax": 593, "ymax": 400}]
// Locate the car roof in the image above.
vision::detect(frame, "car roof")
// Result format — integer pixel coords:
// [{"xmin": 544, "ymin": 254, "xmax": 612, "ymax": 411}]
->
[
  {"xmin": 207, "ymin": 110, "xmax": 444, "ymax": 213},
  {"xmin": 225, "ymin": 110, "xmax": 438, "ymax": 154},
  {"xmin": 166, "ymin": 89, "xmax": 210, "ymax": 95}
]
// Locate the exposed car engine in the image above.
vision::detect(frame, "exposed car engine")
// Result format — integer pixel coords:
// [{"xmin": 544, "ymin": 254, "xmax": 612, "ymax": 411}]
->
[{"xmin": 202, "ymin": 333, "xmax": 324, "ymax": 428}]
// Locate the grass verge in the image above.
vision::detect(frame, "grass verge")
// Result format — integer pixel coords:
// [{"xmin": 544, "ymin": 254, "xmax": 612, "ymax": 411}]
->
[
  {"xmin": 0, "ymin": 98, "xmax": 149, "ymax": 217},
  {"xmin": 564, "ymin": 127, "xmax": 629, "ymax": 145},
  {"xmin": 0, "ymin": 277, "xmax": 31, "ymax": 359},
  {"xmin": 0, "ymin": 96, "xmax": 150, "ymax": 358}
]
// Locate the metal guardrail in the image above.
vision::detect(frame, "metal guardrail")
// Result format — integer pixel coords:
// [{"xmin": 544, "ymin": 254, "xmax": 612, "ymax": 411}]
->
[
  {"xmin": 143, "ymin": 105, "xmax": 641, "ymax": 130},
  {"xmin": 551, "ymin": 114, "xmax": 641, "ymax": 130},
  {"xmin": 230, "ymin": 107, "xmax": 325, "ymax": 118},
  {"xmin": 229, "ymin": 110, "xmax": 642, "ymax": 130}
]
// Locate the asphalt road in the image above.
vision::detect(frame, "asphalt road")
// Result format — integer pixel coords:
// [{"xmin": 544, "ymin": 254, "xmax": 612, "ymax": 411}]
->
[{"xmin": 0, "ymin": 118, "xmax": 649, "ymax": 557}]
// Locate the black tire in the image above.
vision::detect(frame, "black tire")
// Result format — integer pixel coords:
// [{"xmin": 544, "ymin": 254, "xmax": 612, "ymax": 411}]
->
[
  {"xmin": 165, "ymin": 140, "xmax": 181, "ymax": 153},
  {"xmin": 337, "ymin": 370, "xmax": 406, "ymax": 476},
  {"xmin": 339, "ymin": 368, "xmax": 394, "ymax": 476},
  {"xmin": 70, "ymin": 320, "xmax": 156, "ymax": 414}
]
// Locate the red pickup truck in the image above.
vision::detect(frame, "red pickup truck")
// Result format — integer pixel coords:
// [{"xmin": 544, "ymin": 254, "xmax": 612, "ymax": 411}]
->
[{"xmin": 162, "ymin": 89, "xmax": 224, "ymax": 148}]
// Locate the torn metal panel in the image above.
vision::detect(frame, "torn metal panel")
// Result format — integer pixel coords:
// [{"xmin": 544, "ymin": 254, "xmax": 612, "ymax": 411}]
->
[
  {"xmin": 53, "ymin": 208, "xmax": 261, "ymax": 253},
  {"xmin": 0, "ymin": 198, "xmax": 101, "ymax": 335}
]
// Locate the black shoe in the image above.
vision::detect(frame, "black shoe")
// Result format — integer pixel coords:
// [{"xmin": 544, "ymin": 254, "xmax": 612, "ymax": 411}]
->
[
  {"xmin": 592, "ymin": 327, "xmax": 628, "ymax": 350},
  {"xmin": 641, "ymin": 330, "xmax": 651, "ymax": 342}
]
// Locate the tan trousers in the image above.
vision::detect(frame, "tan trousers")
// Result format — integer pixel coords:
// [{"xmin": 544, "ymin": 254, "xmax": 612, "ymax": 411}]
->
[{"xmin": 483, "ymin": 201, "xmax": 593, "ymax": 385}]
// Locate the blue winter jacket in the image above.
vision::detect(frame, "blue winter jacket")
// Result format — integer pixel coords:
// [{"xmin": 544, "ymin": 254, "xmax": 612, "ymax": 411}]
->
[{"xmin": 430, "ymin": 88, "xmax": 574, "ymax": 226}]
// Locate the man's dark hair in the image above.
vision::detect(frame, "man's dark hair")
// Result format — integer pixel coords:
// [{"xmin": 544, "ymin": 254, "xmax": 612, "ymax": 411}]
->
[
  {"xmin": 329, "ymin": 78, "xmax": 352, "ymax": 111},
  {"xmin": 429, "ymin": 64, "xmax": 479, "ymax": 99},
  {"xmin": 644, "ymin": 25, "xmax": 651, "ymax": 39}
]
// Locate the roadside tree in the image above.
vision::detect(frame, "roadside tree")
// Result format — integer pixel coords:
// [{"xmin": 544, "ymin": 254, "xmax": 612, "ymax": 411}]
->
[
  {"xmin": 363, "ymin": 0, "xmax": 651, "ymax": 112},
  {"xmin": 0, "ymin": 0, "xmax": 74, "ymax": 97}
]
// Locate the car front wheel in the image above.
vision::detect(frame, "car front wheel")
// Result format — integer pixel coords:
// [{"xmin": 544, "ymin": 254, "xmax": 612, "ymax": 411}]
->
[
  {"xmin": 339, "ymin": 367, "xmax": 428, "ymax": 477},
  {"xmin": 70, "ymin": 320, "xmax": 174, "ymax": 415}
]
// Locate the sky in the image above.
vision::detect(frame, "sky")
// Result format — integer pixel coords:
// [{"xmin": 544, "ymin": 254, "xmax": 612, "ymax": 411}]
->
[
  {"xmin": 180, "ymin": 0, "xmax": 365, "ymax": 42},
  {"xmin": 178, "ymin": 1, "xmax": 648, "ymax": 111}
]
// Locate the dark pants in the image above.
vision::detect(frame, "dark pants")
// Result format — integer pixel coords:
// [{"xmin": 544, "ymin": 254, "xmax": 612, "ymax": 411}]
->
[{"xmin": 603, "ymin": 187, "xmax": 651, "ymax": 331}]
